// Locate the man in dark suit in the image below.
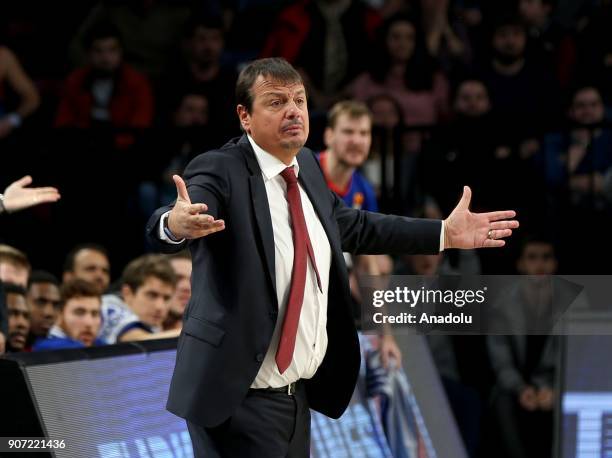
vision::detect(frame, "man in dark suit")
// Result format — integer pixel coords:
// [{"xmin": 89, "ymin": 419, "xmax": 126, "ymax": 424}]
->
[{"xmin": 146, "ymin": 58, "xmax": 518, "ymax": 457}]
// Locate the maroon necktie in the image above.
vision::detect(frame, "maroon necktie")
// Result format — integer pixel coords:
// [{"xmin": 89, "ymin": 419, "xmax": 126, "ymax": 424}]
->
[{"xmin": 276, "ymin": 166, "xmax": 322, "ymax": 374}]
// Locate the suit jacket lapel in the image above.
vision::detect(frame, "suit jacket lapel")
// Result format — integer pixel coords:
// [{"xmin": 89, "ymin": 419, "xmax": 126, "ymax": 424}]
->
[{"xmin": 239, "ymin": 136, "xmax": 278, "ymax": 307}]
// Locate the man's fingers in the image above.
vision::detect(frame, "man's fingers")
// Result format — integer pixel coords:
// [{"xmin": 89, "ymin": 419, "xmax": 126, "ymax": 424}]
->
[
  {"xmin": 187, "ymin": 203, "xmax": 208, "ymax": 215},
  {"xmin": 484, "ymin": 210, "xmax": 517, "ymax": 222},
  {"xmin": 489, "ymin": 220, "xmax": 519, "ymax": 230},
  {"xmin": 483, "ymin": 239, "xmax": 506, "ymax": 248},
  {"xmin": 13, "ymin": 175, "xmax": 33, "ymax": 188},
  {"xmin": 173, "ymin": 175, "xmax": 191, "ymax": 204}
]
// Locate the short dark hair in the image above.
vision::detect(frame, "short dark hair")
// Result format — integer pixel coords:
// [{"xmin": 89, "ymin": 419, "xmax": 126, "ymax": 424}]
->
[
  {"xmin": 59, "ymin": 279, "xmax": 101, "ymax": 310},
  {"xmin": 235, "ymin": 57, "xmax": 303, "ymax": 113},
  {"xmin": 185, "ymin": 15, "xmax": 224, "ymax": 39},
  {"xmin": 327, "ymin": 100, "xmax": 372, "ymax": 129},
  {"xmin": 63, "ymin": 243, "xmax": 109, "ymax": 273},
  {"xmin": 121, "ymin": 254, "xmax": 177, "ymax": 292},
  {"xmin": 83, "ymin": 21, "xmax": 123, "ymax": 49},
  {"xmin": 2, "ymin": 282, "xmax": 27, "ymax": 297},
  {"xmin": 518, "ymin": 234, "xmax": 556, "ymax": 257},
  {"xmin": 27, "ymin": 270, "xmax": 60, "ymax": 289}
]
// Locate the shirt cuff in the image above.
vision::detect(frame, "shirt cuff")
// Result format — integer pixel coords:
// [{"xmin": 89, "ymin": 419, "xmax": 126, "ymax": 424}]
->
[
  {"xmin": 159, "ymin": 211, "xmax": 185, "ymax": 244},
  {"xmin": 439, "ymin": 220, "xmax": 445, "ymax": 252}
]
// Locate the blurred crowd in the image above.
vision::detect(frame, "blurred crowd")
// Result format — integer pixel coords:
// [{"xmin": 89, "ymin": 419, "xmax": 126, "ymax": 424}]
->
[{"xmin": 1, "ymin": 0, "xmax": 612, "ymax": 457}]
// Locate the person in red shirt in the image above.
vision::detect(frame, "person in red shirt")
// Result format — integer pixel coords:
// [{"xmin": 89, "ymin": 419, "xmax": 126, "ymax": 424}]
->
[{"xmin": 55, "ymin": 21, "xmax": 154, "ymax": 132}]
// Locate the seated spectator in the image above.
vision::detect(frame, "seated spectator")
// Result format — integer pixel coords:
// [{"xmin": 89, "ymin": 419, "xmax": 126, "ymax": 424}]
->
[
  {"xmin": 33, "ymin": 279, "xmax": 105, "ymax": 351},
  {"xmin": 55, "ymin": 22, "xmax": 154, "ymax": 133},
  {"xmin": 62, "ymin": 243, "xmax": 111, "ymax": 295},
  {"xmin": 70, "ymin": 0, "xmax": 191, "ymax": 81},
  {"xmin": 160, "ymin": 16, "xmax": 238, "ymax": 139},
  {"xmin": 3, "ymin": 283, "xmax": 30, "ymax": 352},
  {"xmin": 420, "ymin": 0, "xmax": 473, "ymax": 75},
  {"xmin": 477, "ymin": 14, "xmax": 558, "ymax": 151},
  {"xmin": 163, "ymin": 251, "xmax": 192, "ymax": 331},
  {"xmin": 0, "ymin": 244, "xmax": 30, "ymax": 287},
  {"xmin": 261, "ymin": 0, "xmax": 381, "ymax": 110},
  {"xmin": 0, "ymin": 176, "xmax": 60, "ymax": 215},
  {"xmin": 121, "ymin": 254, "xmax": 176, "ymax": 333},
  {"xmin": 0, "ymin": 46, "xmax": 40, "ymax": 139},
  {"xmin": 100, "ymin": 254, "xmax": 180, "ymax": 342},
  {"xmin": 487, "ymin": 235, "xmax": 559, "ymax": 458},
  {"xmin": 61, "ymin": 243, "xmax": 142, "ymax": 343},
  {"xmin": 350, "ymin": 13, "xmax": 449, "ymax": 127},
  {"xmin": 540, "ymin": 85, "xmax": 612, "ymax": 203},
  {"xmin": 26, "ymin": 271, "xmax": 61, "ymax": 349},
  {"xmin": 518, "ymin": 0, "xmax": 576, "ymax": 89}
]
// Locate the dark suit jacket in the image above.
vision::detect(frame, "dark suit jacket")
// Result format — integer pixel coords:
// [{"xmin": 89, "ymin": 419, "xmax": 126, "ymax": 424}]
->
[{"xmin": 146, "ymin": 135, "xmax": 441, "ymax": 428}]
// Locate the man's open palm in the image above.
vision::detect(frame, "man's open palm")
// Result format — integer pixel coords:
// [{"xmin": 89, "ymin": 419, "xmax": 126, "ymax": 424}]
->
[
  {"xmin": 167, "ymin": 175, "xmax": 225, "ymax": 240},
  {"xmin": 444, "ymin": 186, "xmax": 519, "ymax": 249}
]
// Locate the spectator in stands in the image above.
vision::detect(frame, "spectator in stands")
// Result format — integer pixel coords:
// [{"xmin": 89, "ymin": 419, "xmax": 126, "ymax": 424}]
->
[
  {"xmin": 518, "ymin": 0, "xmax": 576, "ymax": 89},
  {"xmin": 26, "ymin": 271, "xmax": 61, "ymax": 349},
  {"xmin": 160, "ymin": 16, "xmax": 238, "ymax": 139},
  {"xmin": 420, "ymin": 0, "xmax": 473, "ymax": 75},
  {"xmin": 138, "ymin": 91, "xmax": 214, "ymax": 220},
  {"xmin": 163, "ymin": 251, "xmax": 191, "ymax": 331},
  {"xmin": 0, "ymin": 244, "xmax": 30, "ymax": 287},
  {"xmin": 478, "ymin": 14, "xmax": 558, "ymax": 153},
  {"xmin": 33, "ymin": 279, "xmax": 105, "ymax": 351},
  {"xmin": 0, "ymin": 46, "xmax": 40, "ymax": 139},
  {"xmin": 3, "ymin": 283, "xmax": 30, "ymax": 352},
  {"xmin": 55, "ymin": 22, "xmax": 154, "ymax": 131},
  {"xmin": 63, "ymin": 243, "xmax": 111, "ymax": 295},
  {"xmin": 350, "ymin": 13, "xmax": 449, "ymax": 127},
  {"xmin": 121, "ymin": 254, "xmax": 176, "ymax": 332},
  {"xmin": 261, "ymin": 0, "xmax": 381, "ymax": 110},
  {"xmin": 0, "ymin": 176, "xmax": 60, "ymax": 215},
  {"xmin": 487, "ymin": 235, "xmax": 559, "ymax": 458},
  {"xmin": 70, "ymin": 0, "xmax": 191, "ymax": 81},
  {"xmin": 541, "ymin": 85, "xmax": 612, "ymax": 202}
]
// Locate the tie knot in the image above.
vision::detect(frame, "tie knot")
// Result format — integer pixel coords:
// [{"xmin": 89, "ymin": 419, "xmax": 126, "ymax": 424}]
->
[{"xmin": 280, "ymin": 166, "xmax": 298, "ymax": 185}]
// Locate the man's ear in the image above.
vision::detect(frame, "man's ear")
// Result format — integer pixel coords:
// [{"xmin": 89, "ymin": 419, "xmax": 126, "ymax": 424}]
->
[
  {"xmin": 237, "ymin": 105, "xmax": 251, "ymax": 133},
  {"xmin": 62, "ymin": 271, "xmax": 73, "ymax": 284},
  {"xmin": 121, "ymin": 284, "xmax": 134, "ymax": 305}
]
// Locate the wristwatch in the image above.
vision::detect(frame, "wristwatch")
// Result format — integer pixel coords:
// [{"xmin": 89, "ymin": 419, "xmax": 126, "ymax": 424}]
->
[
  {"xmin": 0, "ymin": 193, "xmax": 6, "ymax": 214},
  {"xmin": 163, "ymin": 213, "xmax": 180, "ymax": 241}
]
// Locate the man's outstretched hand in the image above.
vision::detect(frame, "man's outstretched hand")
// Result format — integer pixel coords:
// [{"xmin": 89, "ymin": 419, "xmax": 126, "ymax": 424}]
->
[
  {"xmin": 2, "ymin": 176, "xmax": 60, "ymax": 213},
  {"xmin": 167, "ymin": 175, "xmax": 225, "ymax": 240},
  {"xmin": 443, "ymin": 186, "xmax": 519, "ymax": 249}
]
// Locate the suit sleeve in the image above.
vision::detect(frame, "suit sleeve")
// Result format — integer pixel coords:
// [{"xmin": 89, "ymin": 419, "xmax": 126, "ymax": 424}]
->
[
  {"xmin": 331, "ymin": 191, "xmax": 441, "ymax": 255},
  {"xmin": 145, "ymin": 151, "xmax": 230, "ymax": 253}
]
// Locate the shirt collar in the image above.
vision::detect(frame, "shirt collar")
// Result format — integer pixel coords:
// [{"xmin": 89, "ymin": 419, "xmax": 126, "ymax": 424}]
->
[{"xmin": 247, "ymin": 135, "xmax": 299, "ymax": 182}]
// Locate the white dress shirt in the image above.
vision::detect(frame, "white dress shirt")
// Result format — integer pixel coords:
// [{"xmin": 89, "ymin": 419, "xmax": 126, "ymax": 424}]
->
[{"xmin": 247, "ymin": 136, "xmax": 332, "ymax": 388}]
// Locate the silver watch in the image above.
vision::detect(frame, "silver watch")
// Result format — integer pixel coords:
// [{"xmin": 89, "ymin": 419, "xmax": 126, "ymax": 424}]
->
[{"xmin": 0, "ymin": 193, "xmax": 6, "ymax": 213}]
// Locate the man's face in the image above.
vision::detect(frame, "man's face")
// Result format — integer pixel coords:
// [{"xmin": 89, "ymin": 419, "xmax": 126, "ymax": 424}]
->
[
  {"xmin": 454, "ymin": 81, "xmax": 491, "ymax": 117},
  {"xmin": 26, "ymin": 282, "xmax": 61, "ymax": 337},
  {"xmin": 325, "ymin": 114, "xmax": 372, "ymax": 168},
  {"xmin": 66, "ymin": 249, "xmax": 111, "ymax": 295},
  {"xmin": 519, "ymin": 0, "xmax": 551, "ymax": 27},
  {"xmin": 493, "ymin": 25, "xmax": 527, "ymax": 61},
  {"xmin": 0, "ymin": 262, "xmax": 28, "ymax": 287},
  {"xmin": 169, "ymin": 258, "xmax": 192, "ymax": 316},
  {"xmin": 238, "ymin": 76, "xmax": 309, "ymax": 160},
  {"xmin": 59, "ymin": 296, "xmax": 102, "ymax": 347},
  {"xmin": 570, "ymin": 88, "xmax": 605, "ymax": 125},
  {"xmin": 89, "ymin": 37, "xmax": 122, "ymax": 74},
  {"xmin": 7, "ymin": 293, "xmax": 30, "ymax": 351},
  {"xmin": 408, "ymin": 254, "xmax": 442, "ymax": 276},
  {"xmin": 174, "ymin": 95, "xmax": 209, "ymax": 127},
  {"xmin": 517, "ymin": 243, "xmax": 557, "ymax": 275},
  {"xmin": 386, "ymin": 21, "xmax": 416, "ymax": 62},
  {"xmin": 123, "ymin": 277, "xmax": 175, "ymax": 329},
  {"xmin": 370, "ymin": 97, "xmax": 400, "ymax": 129},
  {"xmin": 190, "ymin": 26, "xmax": 224, "ymax": 66}
]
